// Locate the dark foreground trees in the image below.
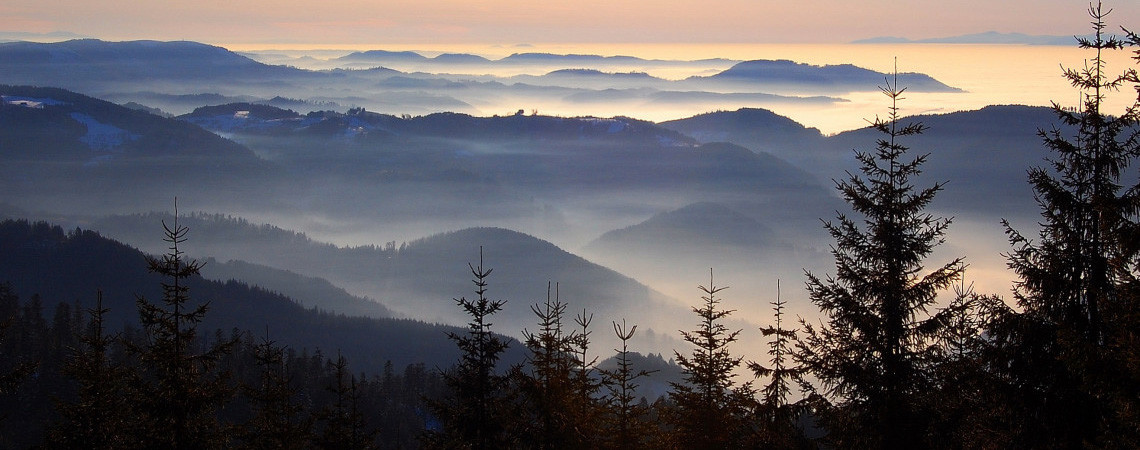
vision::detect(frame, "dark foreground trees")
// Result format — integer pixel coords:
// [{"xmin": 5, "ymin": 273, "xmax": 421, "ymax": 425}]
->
[
  {"xmin": 426, "ymin": 248, "xmax": 513, "ymax": 449},
  {"xmin": 131, "ymin": 211, "xmax": 237, "ymax": 448},
  {"xmin": 991, "ymin": 2, "xmax": 1140, "ymax": 446},
  {"xmin": 794, "ymin": 69, "xmax": 969, "ymax": 449},
  {"xmin": 667, "ymin": 270, "xmax": 755, "ymax": 450}
]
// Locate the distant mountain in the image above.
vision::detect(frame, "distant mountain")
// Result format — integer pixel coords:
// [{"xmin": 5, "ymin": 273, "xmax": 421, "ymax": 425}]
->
[
  {"xmin": 0, "ymin": 39, "xmax": 313, "ymax": 90},
  {"xmin": 199, "ymin": 258, "xmax": 395, "ymax": 319},
  {"xmin": 432, "ymin": 53, "xmax": 492, "ymax": 63},
  {"xmin": 0, "ymin": 85, "xmax": 258, "ymax": 161},
  {"xmin": 647, "ymin": 90, "xmax": 841, "ymax": 105},
  {"xmin": 500, "ymin": 52, "xmax": 644, "ymax": 64},
  {"xmin": 583, "ymin": 202, "xmax": 776, "ymax": 257},
  {"xmin": 692, "ymin": 59, "xmax": 960, "ymax": 93},
  {"xmin": 660, "ymin": 104, "xmax": 1059, "ymax": 217},
  {"xmin": 335, "ymin": 50, "xmax": 429, "ymax": 63},
  {"xmin": 0, "ymin": 219, "xmax": 486, "ymax": 372},
  {"xmin": 119, "ymin": 101, "xmax": 172, "ymax": 117},
  {"xmin": 596, "ymin": 351, "xmax": 685, "ymax": 400},
  {"xmin": 854, "ymin": 31, "xmax": 1079, "ymax": 45},
  {"xmin": 821, "ymin": 104, "xmax": 1059, "ymax": 217},
  {"xmin": 175, "ymin": 104, "xmax": 836, "ymax": 234},
  {"xmin": 71, "ymin": 212, "xmax": 693, "ymax": 355},
  {"xmin": 544, "ymin": 69, "xmax": 659, "ymax": 80},
  {"xmin": 100, "ymin": 91, "xmax": 262, "ymax": 113},
  {"xmin": 376, "ymin": 76, "xmax": 469, "ymax": 89},
  {"xmin": 387, "ymin": 227, "xmax": 684, "ymax": 323},
  {"xmin": 0, "ymin": 86, "xmax": 273, "ymax": 208},
  {"xmin": 659, "ymin": 107, "xmax": 829, "ymax": 181}
]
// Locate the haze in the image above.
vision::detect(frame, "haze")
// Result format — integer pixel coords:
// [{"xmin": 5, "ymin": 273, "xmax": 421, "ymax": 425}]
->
[
  {"xmin": 6, "ymin": 0, "xmax": 1134, "ymax": 45},
  {"xmin": 3, "ymin": 0, "xmax": 1140, "ymax": 374}
]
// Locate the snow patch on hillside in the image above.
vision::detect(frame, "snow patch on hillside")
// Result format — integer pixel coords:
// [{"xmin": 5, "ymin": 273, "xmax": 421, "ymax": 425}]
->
[
  {"xmin": 69, "ymin": 112, "xmax": 139, "ymax": 152},
  {"xmin": 2, "ymin": 96, "xmax": 68, "ymax": 108}
]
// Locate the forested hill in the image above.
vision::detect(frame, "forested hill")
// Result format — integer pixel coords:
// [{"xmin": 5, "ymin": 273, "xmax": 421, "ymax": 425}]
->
[
  {"xmin": 0, "ymin": 39, "xmax": 315, "ymax": 89},
  {"xmin": 661, "ymin": 104, "xmax": 1059, "ymax": 217},
  {"xmin": 0, "ymin": 85, "xmax": 275, "ymax": 213},
  {"xmin": 0, "ymin": 219, "xmax": 488, "ymax": 372},
  {"xmin": 77, "ymin": 212, "xmax": 691, "ymax": 354}
]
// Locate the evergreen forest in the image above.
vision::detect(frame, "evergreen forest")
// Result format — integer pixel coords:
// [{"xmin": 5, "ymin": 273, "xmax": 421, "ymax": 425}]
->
[{"xmin": 2, "ymin": 3, "xmax": 1140, "ymax": 449}]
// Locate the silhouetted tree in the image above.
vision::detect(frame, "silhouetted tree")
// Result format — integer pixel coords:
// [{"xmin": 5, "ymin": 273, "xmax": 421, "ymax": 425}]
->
[
  {"xmin": 238, "ymin": 329, "xmax": 313, "ymax": 450},
  {"xmin": 668, "ymin": 269, "xmax": 754, "ymax": 450},
  {"xmin": 598, "ymin": 319, "xmax": 655, "ymax": 449},
  {"xmin": 131, "ymin": 207, "xmax": 237, "ymax": 448},
  {"xmin": 749, "ymin": 280, "xmax": 812, "ymax": 449},
  {"xmin": 923, "ymin": 280, "xmax": 1005, "ymax": 448},
  {"xmin": 569, "ymin": 307, "xmax": 602, "ymax": 446},
  {"xmin": 516, "ymin": 282, "xmax": 589, "ymax": 448},
  {"xmin": 795, "ymin": 67, "xmax": 966, "ymax": 449},
  {"xmin": 317, "ymin": 352, "xmax": 375, "ymax": 450},
  {"xmin": 0, "ymin": 284, "xmax": 36, "ymax": 421},
  {"xmin": 426, "ymin": 247, "xmax": 512, "ymax": 449},
  {"xmin": 992, "ymin": 2, "xmax": 1140, "ymax": 446},
  {"xmin": 49, "ymin": 290, "xmax": 144, "ymax": 449}
]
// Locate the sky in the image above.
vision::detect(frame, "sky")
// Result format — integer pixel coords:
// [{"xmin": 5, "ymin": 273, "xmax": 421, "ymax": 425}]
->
[{"xmin": 4, "ymin": 0, "xmax": 1138, "ymax": 47}]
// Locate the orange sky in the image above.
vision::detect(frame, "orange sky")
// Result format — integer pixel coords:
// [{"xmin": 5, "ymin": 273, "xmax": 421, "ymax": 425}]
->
[{"xmin": 3, "ymin": 0, "xmax": 1135, "ymax": 46}]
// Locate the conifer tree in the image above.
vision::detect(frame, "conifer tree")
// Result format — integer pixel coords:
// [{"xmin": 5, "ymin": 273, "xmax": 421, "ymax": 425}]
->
[
  {"xmin": 317, "ymin": 352, "xmax": 375, "ymax": 450},
  {"xmin": 0, "ymin": 284, "xmax": 34, "ymax": 409},
  {"xmin": 992, "ymin": 2, "xmax": 1140, "ymax": 445},
  {"xmin": 239, "ymin": 329, "xmax": 313, "ymax": 450},
  {"xmin": 131, "ymin": 205, "xmax": 237, "ymax": 449},
  {"xmin": 923, "ymin": 280, "xmax": 1005, "ymax": 447},
  {"xmin": 517, "ymin": 282, "xmax": 588, "ymax": 449},
  {"xmin": 569, "ymin": 307, "xmax": 602, "ymax": 445},
  {"xmin": 749, "ymin": 280, "xmax": 811, "ymax": 449},
  {"xmin": 795, "ymin": 66, "xmax": 966, "ymax": 449},
  {"xmin": 668, "ymin": 269, "xmax": 754, "ymax": 450},
  {"xmin": 598, "ymin": 319, "xmax": 654, "ymax": 449},
  {"xmin": 427, "ymin": 247, "xmax": 512, "ymax": 449},
  {"xmin": 49, "ymin": 290, "xmax": 144, "ymax": 449}
]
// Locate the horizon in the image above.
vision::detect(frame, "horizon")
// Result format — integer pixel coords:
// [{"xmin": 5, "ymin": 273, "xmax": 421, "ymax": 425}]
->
[{"xmin": 5, "ymin": 0, "xmax": 1133, "ymax": 46}]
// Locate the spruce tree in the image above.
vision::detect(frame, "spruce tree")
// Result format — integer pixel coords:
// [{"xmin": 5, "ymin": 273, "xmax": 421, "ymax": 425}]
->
[
  {"xmin": 795, "ymin": 67, "xmax": 965, "ymax": 449},
  {"xmin": 598, "ymin": 319, "xmax": 654, "ymax": 449},
  {"xmin": 518, "ymin": 282, "xmax": 576, "ymax": 448},
  {"xmin": 668, "ymin": 269, "xmax": 754, "ymax": 450},
  {"xmin": 427, "ymin": 247, "xmax": 512, "ymax": 449},
  {"xmin": 131, "ymin": 206, "xmax": 237, "ymax": 449},
  {"xmin": 993, "ymin": 2, "xmax": 1140, "ymax": 445},
  {"xmin": 749, "ymin": 280, "xmax": 811, "ymax": 449}
]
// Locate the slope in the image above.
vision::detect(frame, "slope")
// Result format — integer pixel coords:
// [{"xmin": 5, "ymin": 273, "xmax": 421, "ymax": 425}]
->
[
  {"xmin": 0, "ymin": 219, "xmax": 481, "ymax": 372},
  {"xmin": 0, "ymin": 85, "xmax": 276, "ymax": 215}
]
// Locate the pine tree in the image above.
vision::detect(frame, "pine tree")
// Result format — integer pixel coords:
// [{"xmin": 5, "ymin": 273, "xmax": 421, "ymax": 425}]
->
[
  {"xmin": 131, "ymin": 205, "xmax": 237, "ymax": 449},
  {"xmin": 668, "ymin": 269, "xmax": 754, "ymax": 450},
  {"xmin": 794, "ymin": 66, "xmax": 966, "ymax": 449},
  {"xmin": 993, "ymin": 2, "xmax": 1140, "ymax": 445},
  {"xmin": 427, "ymin": 247, "xmax": 512, "ymax": 449}
]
